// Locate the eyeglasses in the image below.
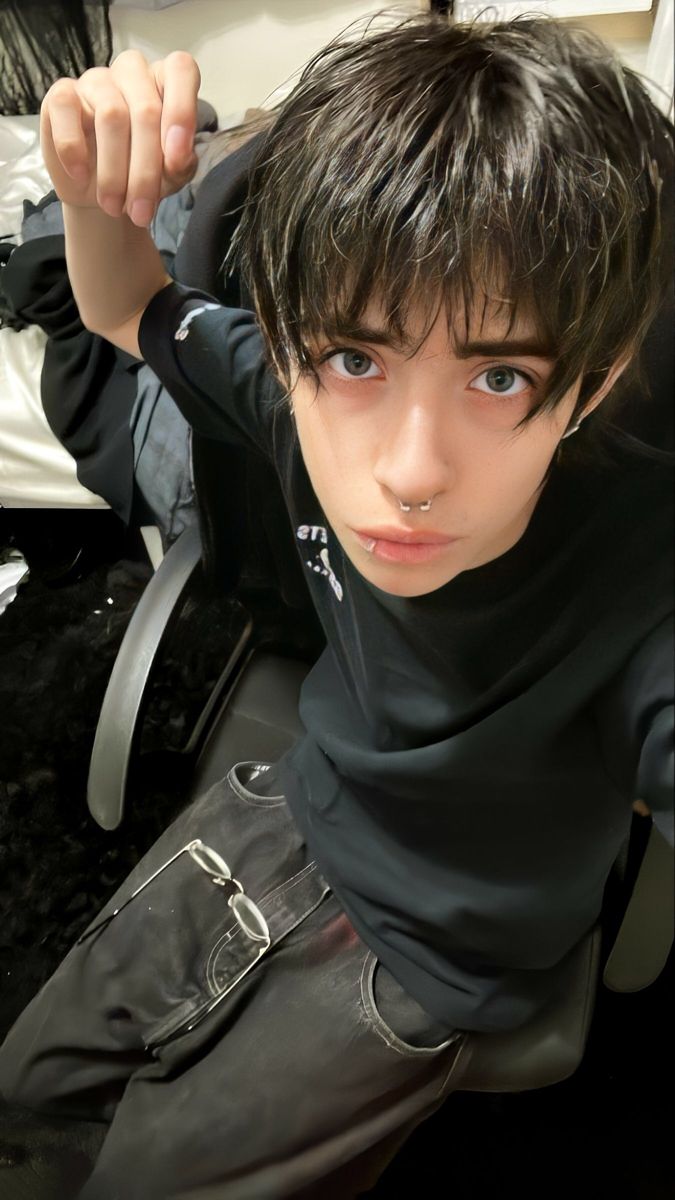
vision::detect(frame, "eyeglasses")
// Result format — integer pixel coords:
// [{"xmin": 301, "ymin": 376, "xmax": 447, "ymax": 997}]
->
[
  {"xmin": 76, "ymin": 838, "xmax": 273, "ymax": 1049},
  {"xmin": 76, "ymin": 838, "xmax": 271, "ymax": 947}
]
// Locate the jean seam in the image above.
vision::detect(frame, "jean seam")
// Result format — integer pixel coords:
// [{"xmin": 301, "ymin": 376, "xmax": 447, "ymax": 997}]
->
[
  {"xmin": 433, "ymin": 1034, "xmax": 472, "ymax": 1100},
  {"xmin": 228, "ymin": 762, "xmax": 285, "ymax": 806},
  {"xmin": 255, "ymin": 860, "xmax": 318, "ymax": 909},
  {"xmin": 359, "ymin": 951, "xmax": 460, "ymax": 1058},
  {"xmin": 206, "ymin": 862, "xmax": 324, "ymax": 993}
]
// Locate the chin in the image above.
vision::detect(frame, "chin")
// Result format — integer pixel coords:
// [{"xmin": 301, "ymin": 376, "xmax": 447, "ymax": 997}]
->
[{"xmin": 360, "ymin": 562, "xmax": 462, "ymax": 598}]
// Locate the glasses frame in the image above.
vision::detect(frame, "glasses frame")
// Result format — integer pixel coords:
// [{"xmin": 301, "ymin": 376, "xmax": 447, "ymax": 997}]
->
[
  {"xmin": 75, "ymin": 838, "xmax": 274, "ymax": 1049},
  {"xmin": 76, "ymin": 838, "xmax": 271, "ymax": 947}
]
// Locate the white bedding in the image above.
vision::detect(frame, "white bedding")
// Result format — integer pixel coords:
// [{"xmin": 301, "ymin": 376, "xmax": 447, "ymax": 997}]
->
[{"xmin": 0, "ymin": 114, "xmax": 108, "ymax": 508}]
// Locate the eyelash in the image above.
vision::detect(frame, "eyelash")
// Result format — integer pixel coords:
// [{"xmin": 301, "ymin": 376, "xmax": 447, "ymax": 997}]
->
[
  {"xmin": 317, "ymin": 347, "xmax": 537, "ymax": 398},
  {"xmin": 317, "ymin": 347, "xmax": 378, "ymax": 377}
]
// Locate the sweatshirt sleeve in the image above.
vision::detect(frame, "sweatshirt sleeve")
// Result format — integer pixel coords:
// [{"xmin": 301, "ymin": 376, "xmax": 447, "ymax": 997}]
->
[
  {"xmin": 595, "ymin": 614, "xmax": 674, "ymax": 847},
  {"xmin": 138, "ymin": 280, "xmax": 286, "ymax": 457}
]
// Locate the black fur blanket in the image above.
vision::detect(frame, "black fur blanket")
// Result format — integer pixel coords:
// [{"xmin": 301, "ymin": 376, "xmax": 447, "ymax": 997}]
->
[
  {"xmin": 0, "ymin": 528, "xmax": 249, "ymax": 1040},
  {"xmin": 0, "ymin": 551, "xmax": 160, "ymax": 1035}
]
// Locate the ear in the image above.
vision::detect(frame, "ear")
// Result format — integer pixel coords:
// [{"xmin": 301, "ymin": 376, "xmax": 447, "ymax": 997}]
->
[{"xmin": 579, "ymin": 354, "xmax": 632, "ymax": 421}]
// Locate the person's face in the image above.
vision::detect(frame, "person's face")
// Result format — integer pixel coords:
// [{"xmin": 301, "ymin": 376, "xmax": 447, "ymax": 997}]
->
[{"xmin": 288, "ymin": 298, "xmax": 599, "ymax": 598}]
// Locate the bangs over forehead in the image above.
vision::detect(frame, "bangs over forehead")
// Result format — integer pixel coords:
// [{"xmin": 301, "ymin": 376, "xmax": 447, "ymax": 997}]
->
[
  {"xmin": 303, "ymin": 272, "xmax": 550, "ymax": 360},
  {"xmin": 230, "ymin": 15, "xmax": 672, "ymax": 425}
]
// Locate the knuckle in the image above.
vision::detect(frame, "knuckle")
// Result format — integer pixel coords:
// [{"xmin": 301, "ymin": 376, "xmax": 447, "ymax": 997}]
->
[
  {"xmin": 165, "ymin": 50, "xmax": 194, "ymax": 71},
  {"xmin": 96, "ymin": 102, "xmax": 128, "ymax": 129},
  {"xmin": 165, "ymin": 49, "xmax": 201, "ymax": 88},
  {"xmin": 135, "ymin": 99, "xmax": 162, "ymax": 125},
  {"xmin": 56, "ymin": 138, "xmax": 84, "ymax": 163},
  {"xmin": 45, "ymin": 78, "xmax": 76, "ymax": 105},
  {"xmin": 112, "ymin": 48, "xmax": 148, "ymax": 68},
  {"xmin": 80, "ymin": 66, "xmax": 110, "ymax": 86}
]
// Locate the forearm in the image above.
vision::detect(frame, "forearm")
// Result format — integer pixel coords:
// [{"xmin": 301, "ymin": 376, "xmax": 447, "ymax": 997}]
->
[{"xmin": 63, "ymin": 203, "xmax": 171, "ymax": 334}]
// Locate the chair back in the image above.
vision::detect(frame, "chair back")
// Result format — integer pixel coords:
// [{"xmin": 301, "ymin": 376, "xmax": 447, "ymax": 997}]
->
[{"xmin": 173, "ymin": 131, "xmax": 320, "ymax": 638}]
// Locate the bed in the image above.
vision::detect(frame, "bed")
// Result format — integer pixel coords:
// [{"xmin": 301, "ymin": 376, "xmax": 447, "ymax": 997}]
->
[{"xmin": 0, "ymin": 114, "xmax": 110, "ymax": 510}]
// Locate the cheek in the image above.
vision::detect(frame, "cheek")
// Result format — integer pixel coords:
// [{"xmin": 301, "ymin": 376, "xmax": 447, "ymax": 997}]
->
[
  {"xmin": 291, "ymin": 406, "xmax": 343, "ymax": 507},
  {"xmin": 507, "ymin": 404, "xmax": 573, "ymax": 475},
  {"xmin": 294, "ymin": 399, "xmax": 369, "ymax": 488},
  {"xmin": 470, "ymin": 436, "xmax": 559, "ymax": 519}
]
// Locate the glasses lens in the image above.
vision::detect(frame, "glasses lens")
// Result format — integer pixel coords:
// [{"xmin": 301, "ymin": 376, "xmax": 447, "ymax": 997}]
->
[
  {"xmin": 231, "ymin": 892, "xmax": 270, "ymax": 943},
  {"xmin": 189, "ymin": 839, "xmax": 232, "ymax": 881}
]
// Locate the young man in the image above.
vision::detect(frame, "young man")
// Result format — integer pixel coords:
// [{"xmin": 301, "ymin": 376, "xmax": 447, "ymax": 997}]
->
[{"xmin": 1, "ymin": 15, "xmax": 673, "ymax": 1199}]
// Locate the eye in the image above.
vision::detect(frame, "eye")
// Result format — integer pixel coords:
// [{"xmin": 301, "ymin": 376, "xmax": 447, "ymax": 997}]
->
[
  {"xmin": 323, "ymin": 349, "xmax": 382, "ymax": 379},
  {"xmin": 470, "ymin": 365, "xmax": 534, "ymax": 397}
]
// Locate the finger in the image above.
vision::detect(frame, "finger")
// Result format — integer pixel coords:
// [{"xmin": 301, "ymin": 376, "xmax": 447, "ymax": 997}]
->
[
  {"xmin": 153, "ymin": 52, "xmax": 201, "ymax": 178},
  {"xmin": 40, "ymin": 79, "xmax": 92, "ymax": 185},
  {"xmin": 108, "ymin": 52, "xmax": 164, "ymax": 226},
  {"xmin": 77, "ymin": 68, "xmax": 132, "ymax": 218}
]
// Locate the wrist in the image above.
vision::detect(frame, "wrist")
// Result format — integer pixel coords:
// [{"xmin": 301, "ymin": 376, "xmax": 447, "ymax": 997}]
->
[{"xmin": 62, "ymin": 204, "xmax": 166, "ymax": 333}]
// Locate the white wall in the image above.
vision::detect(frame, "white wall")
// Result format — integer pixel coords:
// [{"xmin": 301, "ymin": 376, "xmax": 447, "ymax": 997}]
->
[
  {"xmin": 110, "ymin": 1, "xmax": 420, "ymax": 120},
  {"xmin": 560, "ymin": 9, "xmax": 655, "ymax": 73},
  {"xmin": 110, "ymin": 1, "xmax": 660, "ymax": 121}
]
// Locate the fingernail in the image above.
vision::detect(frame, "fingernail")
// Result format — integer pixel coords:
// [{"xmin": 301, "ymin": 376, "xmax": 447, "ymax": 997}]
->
[
  {"xmin": 130, "ymin": 200, "xmax": 155, "ymax": 227},
  {"xmin": 165, "ymin": 125, "xmax": 187, "ymax": 158},
  {"xmin": 99, "ymin": 195, "xmax": 122, "ymax": 218}
]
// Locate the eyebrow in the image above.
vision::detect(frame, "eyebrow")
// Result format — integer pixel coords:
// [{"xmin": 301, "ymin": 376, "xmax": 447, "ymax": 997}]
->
[
  {"xmin": 321, "ymin": 324, "xmax": 413, "ymax": 352},
  {"xmin": 320, "ymin": 325, "xmax": 555, "ymax": 361},
  {"xmin": 455, "ymin": 339, "xmax": 556, "ymax": 360}
]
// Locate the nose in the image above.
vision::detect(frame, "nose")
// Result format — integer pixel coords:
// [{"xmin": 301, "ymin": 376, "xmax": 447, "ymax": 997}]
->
[{"xmin": 373, "ymin": 394, "xmax": 451, "ymax": 510}]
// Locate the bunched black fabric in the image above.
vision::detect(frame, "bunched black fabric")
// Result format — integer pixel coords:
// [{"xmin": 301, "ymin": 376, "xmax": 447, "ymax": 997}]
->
[{"xmin": 0, "ymin": 234, "xmax": 140, "ymax": 522}]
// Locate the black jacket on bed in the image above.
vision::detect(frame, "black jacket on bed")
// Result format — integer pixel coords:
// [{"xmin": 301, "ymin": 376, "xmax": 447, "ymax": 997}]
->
[{"xmin": 0, "ymin": 231, "xmax": 140, "ymax": 523}]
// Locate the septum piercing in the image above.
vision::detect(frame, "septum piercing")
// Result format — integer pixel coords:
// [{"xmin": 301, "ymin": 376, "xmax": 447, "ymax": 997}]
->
[{"xmin": 398, "ymin": 498, "xmax": 433, "ymax": 512}]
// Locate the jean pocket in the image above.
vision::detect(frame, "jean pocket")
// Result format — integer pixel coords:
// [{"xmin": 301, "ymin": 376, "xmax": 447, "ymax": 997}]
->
[
  {"xmin": 228, "ymin": 761, "xmax": 286, "ymax": 808},
  {"xmin": 360, "ymin": 951, "xmax": 462, "ymax": 1058}
]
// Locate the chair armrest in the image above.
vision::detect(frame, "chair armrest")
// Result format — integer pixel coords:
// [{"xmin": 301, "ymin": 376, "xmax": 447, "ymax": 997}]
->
[
  {"xmin": 460, "ymin": 923, "xmax": 602, "ymax": 1092},
  {"xmin": 602, "ymin": 822, "xmax": 674, "ymax": 992},
  {"xmin": 87, "ymin": 526, "xmax": 203, "ymax": 830}
]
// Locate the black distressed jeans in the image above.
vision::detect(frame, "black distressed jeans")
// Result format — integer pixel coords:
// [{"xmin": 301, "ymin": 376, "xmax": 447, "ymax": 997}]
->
[{"xmin": 0, "ymin": 762, "xmax": 472, "ymax": 1199}]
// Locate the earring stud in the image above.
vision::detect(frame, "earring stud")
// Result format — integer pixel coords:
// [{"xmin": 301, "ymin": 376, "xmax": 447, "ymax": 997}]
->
[{"xmin": 561, "ymin": 422, "xmax": 582, "ymax": 440}]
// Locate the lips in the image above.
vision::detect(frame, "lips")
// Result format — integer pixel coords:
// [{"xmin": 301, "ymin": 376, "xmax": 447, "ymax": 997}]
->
[
  {"xmin": 353, "ymin": 528, "xmax": 458, "ymax": 565},
  {"xmin": 354, "ymin": 526, "xmax": 453, "ymax": 545}
]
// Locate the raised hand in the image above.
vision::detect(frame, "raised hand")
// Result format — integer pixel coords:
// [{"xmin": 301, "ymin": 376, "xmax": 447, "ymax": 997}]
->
[{"xmin": 40, "ymin": 49, "xmax": 201, "ymax": 227}]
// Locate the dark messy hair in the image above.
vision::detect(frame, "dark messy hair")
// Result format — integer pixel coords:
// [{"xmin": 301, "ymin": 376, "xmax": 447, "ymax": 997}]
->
[{"xmin": 229, "ymin": 13, "xmax": 673, "ymax": 443}]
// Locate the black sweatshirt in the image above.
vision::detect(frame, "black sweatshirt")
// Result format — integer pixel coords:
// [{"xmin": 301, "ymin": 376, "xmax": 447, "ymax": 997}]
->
[{"xmin": 139, "ymin": 284, "xmax": 674, "ymax": 1033}]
